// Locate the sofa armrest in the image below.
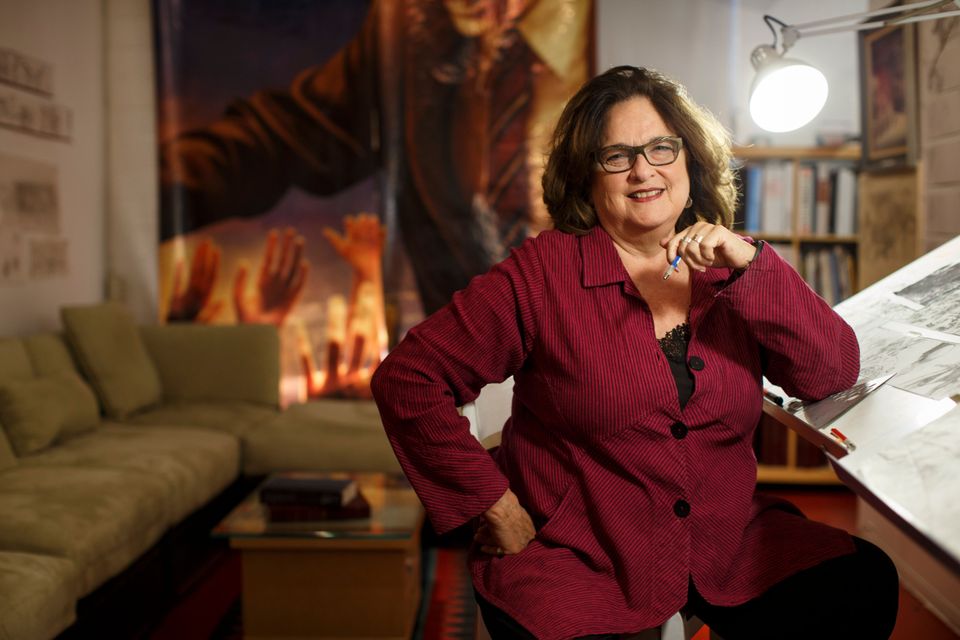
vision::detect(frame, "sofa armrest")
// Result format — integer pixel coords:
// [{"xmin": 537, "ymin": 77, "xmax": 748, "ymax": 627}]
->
[{"xmin": 139, "ymin": 324, "xmax": 279, "ymax": 407}]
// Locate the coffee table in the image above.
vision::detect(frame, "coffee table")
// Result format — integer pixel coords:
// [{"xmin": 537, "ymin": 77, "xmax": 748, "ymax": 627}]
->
[{"xmin": 213, "ymin": 472, "xmax": 425, "ymax": 639}]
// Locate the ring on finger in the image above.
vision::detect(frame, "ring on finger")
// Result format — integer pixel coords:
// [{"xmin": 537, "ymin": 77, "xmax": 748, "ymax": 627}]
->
[
  {"xmin": 681, "ymin": 237, "xmax": 693, "ymax": 244},
  {"xmin": 692, "ymin": 234, "xmax": 704, "ymax": 243}
]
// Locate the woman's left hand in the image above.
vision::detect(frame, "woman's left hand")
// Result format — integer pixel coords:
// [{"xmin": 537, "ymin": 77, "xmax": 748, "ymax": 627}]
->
[
  {"xmin": 475, "ymin": 489, "xmax": 536, "ymax": 557},
  {"xmin": 661, "ymin": 223, "xmax": 757, "ymax": 273}
]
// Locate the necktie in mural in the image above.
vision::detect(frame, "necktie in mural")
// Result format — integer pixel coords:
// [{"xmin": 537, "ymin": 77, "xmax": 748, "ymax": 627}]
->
[
  {"xmin": 454, "ymin": 27, "xmax": 535, "ymax": 255},
  {"xmin": 486, "ymin": 32, "xmax": 535, "ymax": 246}
]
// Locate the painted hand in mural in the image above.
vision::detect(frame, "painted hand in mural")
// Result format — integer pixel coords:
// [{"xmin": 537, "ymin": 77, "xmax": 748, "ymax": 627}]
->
[
  {"xmin": 166, "ymin": 238, "xmax": 224, "ymax": 323},
  {"xmin": 320, "ymin": 213, "xmax": 386, "ymax": 284},
  {"xmin": 233, "ymin": 227, "xmax": 310, "ymax": 326},
  {"xmin": 297, "ymin": 213, "xmax": 387, "ymax": 399}
]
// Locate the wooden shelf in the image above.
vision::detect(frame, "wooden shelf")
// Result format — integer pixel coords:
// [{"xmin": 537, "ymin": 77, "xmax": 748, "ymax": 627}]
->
[
  {"xmin": 742, "ymin": 233, "xmax": 860, "ymax": 245},
  {"xmin": 796, "ymin": 235, "xmax": 859, "ymax": 244},
  {"xmin": 757, "ymin": 464, "xmax": 838, "ymax": 485},
  {"xmin": 734, "ymin": 144, "xmax": 861, "ymax": 161},
  {"xmin": 735, "ymin": 146, "xmax": 861, "ymax": 305},
  {"xmin": 740, "ymin": 146, "xmax": 863, "ymax": 485}
]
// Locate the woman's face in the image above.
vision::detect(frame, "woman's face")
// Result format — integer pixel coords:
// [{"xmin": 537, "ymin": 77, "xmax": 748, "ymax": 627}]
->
[{"xmin": 590, "ymin": 96, "xmax": 690, "ymax": 239}]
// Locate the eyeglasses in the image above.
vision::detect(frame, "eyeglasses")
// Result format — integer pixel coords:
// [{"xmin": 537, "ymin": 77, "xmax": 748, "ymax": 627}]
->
[{"xmin": 594, "ymin": 136, "xmax": 683, "ymax": 173}]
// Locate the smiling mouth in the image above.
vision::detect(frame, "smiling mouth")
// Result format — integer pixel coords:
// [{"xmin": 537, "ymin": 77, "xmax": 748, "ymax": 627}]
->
[{"xmin": 628, "ymin": 189, "xmax": 664, "ymax": 201}]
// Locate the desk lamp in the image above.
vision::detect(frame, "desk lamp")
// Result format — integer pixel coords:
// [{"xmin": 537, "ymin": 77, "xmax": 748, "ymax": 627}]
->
[{"xmin": 749, "ymin": 0, "xmax": 960, "ymax": 132}]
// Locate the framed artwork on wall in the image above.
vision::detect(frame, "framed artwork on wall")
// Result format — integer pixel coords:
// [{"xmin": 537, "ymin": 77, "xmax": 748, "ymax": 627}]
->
[{"xmin": 860, "ymin": 20, "xmax": 918, "ymax": 169}]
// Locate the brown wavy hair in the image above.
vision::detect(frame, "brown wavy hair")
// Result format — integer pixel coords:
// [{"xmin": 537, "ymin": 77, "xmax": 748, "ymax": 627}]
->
[{"xmin": 542, "ymin": 65, "xmax": 737, "ymax": 235}]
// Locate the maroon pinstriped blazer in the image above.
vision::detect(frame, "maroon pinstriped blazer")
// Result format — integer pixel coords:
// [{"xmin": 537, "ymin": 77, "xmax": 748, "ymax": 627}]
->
[{"xmin": 372, "ymin": 226, "xmax": 859, "ymax": 639}]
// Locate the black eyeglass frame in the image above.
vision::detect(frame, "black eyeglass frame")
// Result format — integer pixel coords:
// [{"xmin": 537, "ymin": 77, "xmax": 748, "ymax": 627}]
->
[{"xmin": 594, "ymin": 136, "xmax": 684, "ymax": 173}]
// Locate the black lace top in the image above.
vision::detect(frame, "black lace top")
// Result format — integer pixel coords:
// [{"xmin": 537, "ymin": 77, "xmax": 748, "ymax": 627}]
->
[{"xmin": 657, "ymin": 322, "xmax": 694, "ymax": 408}]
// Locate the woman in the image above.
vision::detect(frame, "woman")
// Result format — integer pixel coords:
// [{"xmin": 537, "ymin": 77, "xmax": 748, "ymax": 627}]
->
[{"xmin": 372, "ymin": 66, "xmax": 898, "ymax": 639}]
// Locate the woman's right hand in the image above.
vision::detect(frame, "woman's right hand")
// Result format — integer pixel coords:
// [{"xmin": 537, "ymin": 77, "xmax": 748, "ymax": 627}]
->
[{"xmin": 475, "ymin": 488, "xmax": 536, "ymax": 556}]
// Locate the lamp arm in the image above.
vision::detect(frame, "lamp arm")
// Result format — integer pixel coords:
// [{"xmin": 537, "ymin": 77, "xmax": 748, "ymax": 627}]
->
[
  {"xmin": 797, "ymin": 8, "xmax": 960, "ymax": 40},
  {"xmin": 779, "ymin": 0, "xmax": 959, "ymax": 51}
]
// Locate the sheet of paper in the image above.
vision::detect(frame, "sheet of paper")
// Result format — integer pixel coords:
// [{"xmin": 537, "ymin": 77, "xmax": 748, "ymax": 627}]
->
[
  {"xmin": 840, "ymin": 404, "xmax": 960, "ymax": 566},
  {"xmin": 785, "ymin": 374, "xmax": 894, "ymax": 431},
  {"xmin": 832, "ymin": 239, "xmax": 960, "ymax": 401}
]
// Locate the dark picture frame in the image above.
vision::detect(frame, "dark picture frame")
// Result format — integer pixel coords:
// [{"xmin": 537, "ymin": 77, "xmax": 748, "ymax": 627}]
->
[{"xmin": 859, "ymin": 19, "xmax": 918, "ymax": 169}]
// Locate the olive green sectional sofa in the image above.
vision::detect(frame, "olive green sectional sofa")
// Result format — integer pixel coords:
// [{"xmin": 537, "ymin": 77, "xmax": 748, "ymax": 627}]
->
[{"xmin": 0, "ymin": 303, "xmax": 399, "ymax": 640}]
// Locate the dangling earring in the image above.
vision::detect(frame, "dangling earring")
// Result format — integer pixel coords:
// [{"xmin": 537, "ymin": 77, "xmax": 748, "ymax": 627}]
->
[{"xmin": 685, "ymin": 196, "xmax": 693, "ymax": 209}]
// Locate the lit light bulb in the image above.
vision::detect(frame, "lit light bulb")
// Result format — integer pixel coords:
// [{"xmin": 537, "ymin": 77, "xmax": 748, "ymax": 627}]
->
[{"xmin": 749, "ymin": 45, "xmax": 829, "ymax": 133}]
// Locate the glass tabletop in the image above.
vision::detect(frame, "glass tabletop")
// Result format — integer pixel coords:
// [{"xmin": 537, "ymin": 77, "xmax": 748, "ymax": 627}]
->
[{"xmin": 212, "ymin": 471, "xmax": 423, "ymax": 540}]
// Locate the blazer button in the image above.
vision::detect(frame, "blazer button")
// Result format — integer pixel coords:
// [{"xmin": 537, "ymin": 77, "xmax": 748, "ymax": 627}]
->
[
  {"xmin": 688, "ymin": 356, "xmax": 704, "ymax": 371},
  {"xmin": 670, "ymin": 422, "xmax": 688, "ymax": 439},
  {"xmin": 673, "ymin": 499, "xmax": 690, "ymax": 518}
]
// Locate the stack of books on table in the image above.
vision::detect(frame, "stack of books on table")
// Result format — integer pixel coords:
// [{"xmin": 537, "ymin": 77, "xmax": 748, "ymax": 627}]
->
[{"xmin": 259, "ymin": 475, "xmax": 370, "ymax": 522}]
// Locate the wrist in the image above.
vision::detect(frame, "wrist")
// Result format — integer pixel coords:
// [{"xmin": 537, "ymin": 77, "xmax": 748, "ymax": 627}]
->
[
  {"xmin": 736, "ymin": 240, "xmax": 763, "ymax": 272},
  {"xmin": 484, "ymin": 489, "xmax": 519, "ymax": 524}
]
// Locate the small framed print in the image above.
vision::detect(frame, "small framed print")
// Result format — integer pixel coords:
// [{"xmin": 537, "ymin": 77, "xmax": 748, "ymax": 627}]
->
[{"xmin": 860, "ymin": 19, "xmax": 918, "ymax": 169}]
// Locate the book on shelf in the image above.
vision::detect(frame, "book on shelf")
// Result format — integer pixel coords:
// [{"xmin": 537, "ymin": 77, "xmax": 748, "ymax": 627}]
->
[
  {"xmin": 761, "ymin": 160, "xmax": 792, "ymax": 234},
  {"xmin": 260, "ymin": 475, "xmax": 359, "ymax": 508},
  {"xmin": 796, "ymin": 163, "xmax": 816, "ymax": 234},
  {"xmin": 755, "ymin": 412, "xmax": 788, "ymax": 466},
  {"xmin": 832, "ymin": 166, "xmax": 857, "ymax": 236},
  {"xmin": 814, "ymin": 169, "xmax": 832, "ymax": 234},
  {"xmin": 802, "ymin": 249, "xmax": 819, "ymax": 292},
  {"xmin": 810, "ymin": 161, "xmax": 859, "ymax": 235},
  {"xmin": 801, "ymin": 246, "xmax": 856, "ymax": 304},
  {"xmin": 743, "ymin": 164, "xmax": 763, "ymax": 233},
  {"xmin": 768, "ymin": 242, "xmax": 798, "ymax": 271},
  {"xmin": 834, "ymin": 245, "xmax": 856, "ymax": 299},
  {"xmin": 734, "ymin": 152, "xmax": 858, "ymax": 238},
  {"xmin": 820, "ymin": 250, "xmax": 837, "ymax": 304}
]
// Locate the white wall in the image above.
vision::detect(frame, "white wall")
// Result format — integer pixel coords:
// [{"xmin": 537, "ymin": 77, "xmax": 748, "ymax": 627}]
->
[
  {"xmin": 597, "ymin": 0, "xmax": 868, "ymax": 146},
  {"xmin": 104, "ymin": 0, "xmax": 159, "ymax": 324},
  {"xmin": 0, "ymin": 0, "xmax": 105, "ymax": 335}
]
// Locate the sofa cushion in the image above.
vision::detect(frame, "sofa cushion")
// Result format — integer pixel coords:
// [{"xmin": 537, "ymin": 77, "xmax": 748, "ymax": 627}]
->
[
  {"xmin": 61, "ymin": 303, "xmax": 162, "ymax": 419},
  {"xmin": 0, "ymin": 551, "xmax": 79, "ymax": 640},
  {"xmin": 139, "ymin": 324, "xmax": 280, "ymax": 407},
  {"xmin": 22, "ymin": 424, "xmax": 240, "ymax": 523},
  {"xmin": 0, "ymin": 436, "xmax": 15, "ymax": 473},
  {"xmin": 21, "ymin": 333, "xmax": 80, "ymax": 377},
  {"xmin": 0, "ymin": 465, "xmax": 169, "ymax": 595},
  {"xmin": 0, "ymin": 374, "xmax": 99, "ymax": 456},
  {"xmin": 0, "ymin": 339, "xmax": 32, "ymax": 471},
  {"xmin": 123, "ymin": 401, "xmax": 279, "ymax": 438},
  {"xmin": 0, "ymin": 339, "xmax": 32, "ymax": 381},
  {"xmin": 243, "ymin": 399, "xmax": 400, "ymax": 475}
]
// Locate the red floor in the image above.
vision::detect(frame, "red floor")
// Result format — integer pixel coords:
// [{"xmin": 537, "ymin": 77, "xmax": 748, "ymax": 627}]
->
[
  {"xmin": 759, "ymin": 486, "xmax": 958, "ymax": 640},
  {"xmin": 152, "ymin": 486, "xmax": 959, "ymax": 639}
]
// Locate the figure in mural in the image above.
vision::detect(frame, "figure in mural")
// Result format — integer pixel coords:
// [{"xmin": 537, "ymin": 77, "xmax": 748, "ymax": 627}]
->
[
  {"xmin": 160, "ymin": 0, "xmax": 592, "ymax": 318},
  {"xmin": 166, "ymin": 228, "xmax": 308, "ymax": 325},
  {"xmin": 165, "ymin": 216, "xmax": 384, "ymax": 398}
]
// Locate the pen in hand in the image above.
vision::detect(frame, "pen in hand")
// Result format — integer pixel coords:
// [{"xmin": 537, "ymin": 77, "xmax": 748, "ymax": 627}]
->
[{"xmin": 662, "ymin": 255, "xmax": 681, "ymax": 280}]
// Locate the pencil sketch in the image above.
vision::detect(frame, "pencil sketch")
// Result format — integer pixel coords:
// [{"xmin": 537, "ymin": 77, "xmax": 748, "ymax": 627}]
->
[
  {"xmin": 0, "ymin": 153, "xmax": 60, "ymax": 235},
  {"xmin": 28, "ymin": 236, "xmax": 68, "ymax": 279},
  {"xmin": 854, "ymin": 323, "xmax": 960, "ymax": 400},
  {"xmin": 0, "ymin": 231, "xmax": 24, "ymax": 284},
  {"xmin": 894, "ymin": 262, "xmax": 960, "ymax": 306},
  {"xmin": 852, "ymin": 404, "xmax": 960, "ymax": 557},
  {"xmin": 840, "ymin": 293, "xmax": 916, "ymax": 338}
]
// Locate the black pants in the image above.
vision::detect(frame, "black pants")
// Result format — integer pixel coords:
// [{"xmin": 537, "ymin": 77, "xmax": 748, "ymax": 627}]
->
[{"xmin": 475, "ymin": 537, "xmax": 899, "ymax": 640}]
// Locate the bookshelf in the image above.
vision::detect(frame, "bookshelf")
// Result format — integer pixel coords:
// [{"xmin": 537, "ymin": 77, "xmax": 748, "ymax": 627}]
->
[
  {"xmin": 755, "ymin": 406, "xmax": 839, "ymax": 485},
  {"xmin": 734, "ymin": 145, "xmax": 862, "ymax": 485},
  {"xmin": 734, "ymin": 145, "xmax": 861, "ymax": 307}
]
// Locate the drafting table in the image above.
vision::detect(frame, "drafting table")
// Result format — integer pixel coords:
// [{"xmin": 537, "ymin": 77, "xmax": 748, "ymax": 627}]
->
[{"xmin": 763, "ymin": 234, "xmax": 960, "ymax": 578}]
